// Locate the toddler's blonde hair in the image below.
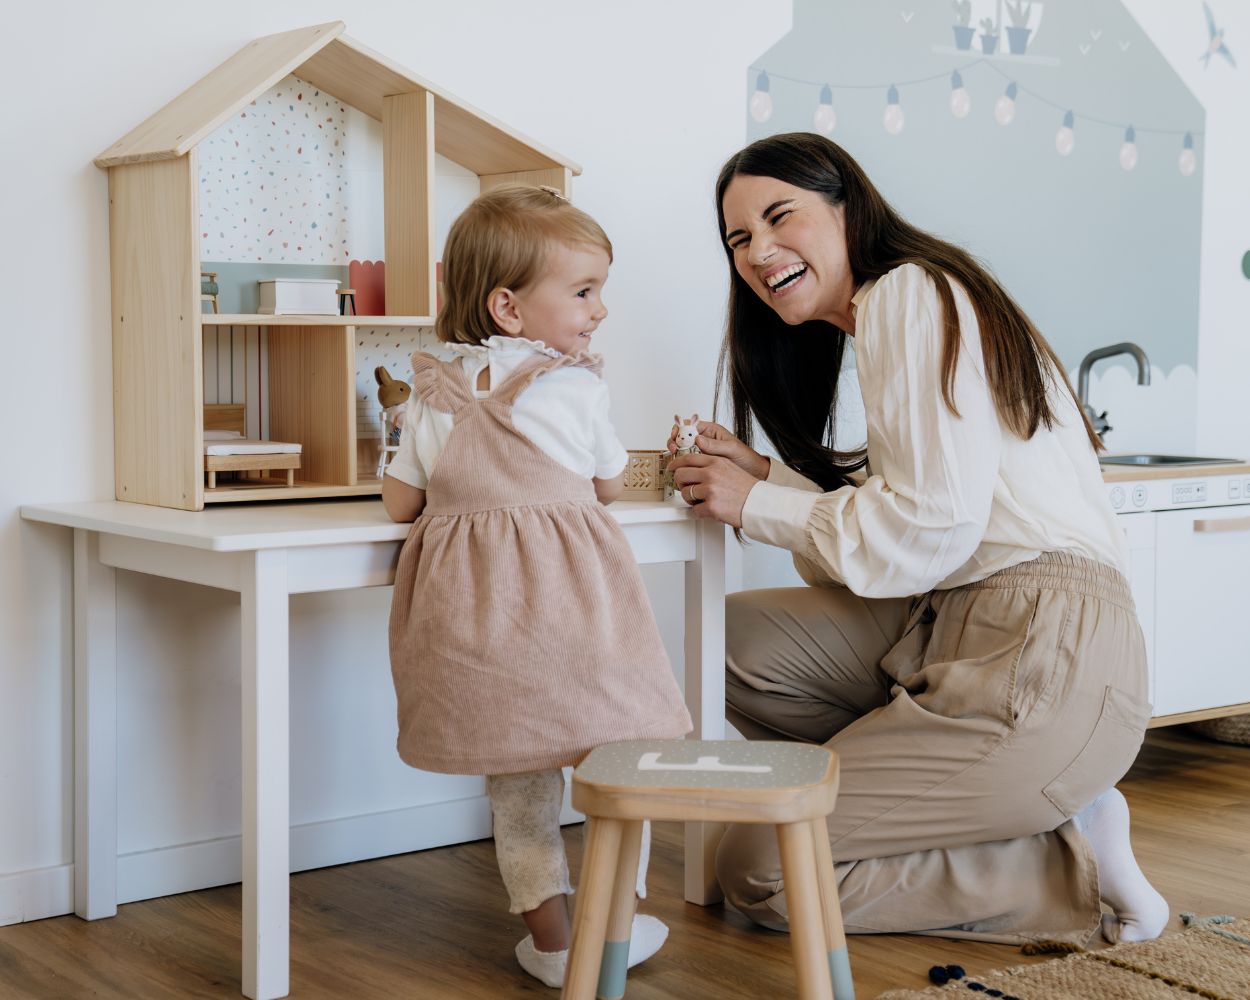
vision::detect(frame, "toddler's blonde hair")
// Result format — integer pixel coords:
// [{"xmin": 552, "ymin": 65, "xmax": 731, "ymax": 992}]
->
[{"xmin": 436, "ymin": 185, "xmax": 613, "ymax": 345}]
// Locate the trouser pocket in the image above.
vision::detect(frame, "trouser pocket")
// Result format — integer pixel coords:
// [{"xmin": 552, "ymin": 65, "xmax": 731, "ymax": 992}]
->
[{"xmin": 1042, "ymin": 684, "xmax": 1152, "ymax": 818}]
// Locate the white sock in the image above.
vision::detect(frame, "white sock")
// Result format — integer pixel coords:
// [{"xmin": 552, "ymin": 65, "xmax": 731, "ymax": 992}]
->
[
  {"xmin": 514, "ymin": 914, "xmax": 669, "ymax": 988},
  {"xmin": 1074, "ymin": 788, "xmax": 1169, "ymax": 943}
]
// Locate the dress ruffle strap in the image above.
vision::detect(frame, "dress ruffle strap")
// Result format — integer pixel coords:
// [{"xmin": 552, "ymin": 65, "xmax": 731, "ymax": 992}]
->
[
  {"xmin": 409, "ymin": 352, "xmax": 476, "ymax": 414},
  {"xmin": 488, "ymin": 350, "xmax": 605, "ymax": 406}
]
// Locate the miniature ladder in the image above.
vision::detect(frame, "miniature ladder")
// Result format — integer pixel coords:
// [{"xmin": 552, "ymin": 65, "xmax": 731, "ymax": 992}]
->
[{"xmin": 564, "ymin": 739, "xmax": 854, "ymax": 1000}]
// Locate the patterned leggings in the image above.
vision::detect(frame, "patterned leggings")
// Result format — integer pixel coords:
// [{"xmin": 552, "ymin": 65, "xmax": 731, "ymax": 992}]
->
[{"xmin": 487, "ymin": 769, "xmax": 651, "ymax": 915}]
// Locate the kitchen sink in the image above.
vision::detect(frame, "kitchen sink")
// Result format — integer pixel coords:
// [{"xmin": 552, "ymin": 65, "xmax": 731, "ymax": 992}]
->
[{"xmin": 1099, "ymin": 454, "xmax": 1243, "ymax": 467}]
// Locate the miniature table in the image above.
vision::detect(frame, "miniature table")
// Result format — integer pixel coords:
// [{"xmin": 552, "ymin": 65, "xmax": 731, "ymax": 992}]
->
[{"xmin": 20, "ymin": 498, "xmax": 726, "ymax": 1000}]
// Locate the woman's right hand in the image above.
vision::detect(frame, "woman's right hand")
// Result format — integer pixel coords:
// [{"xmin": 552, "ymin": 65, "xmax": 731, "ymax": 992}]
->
[{"xmin": 667, "ymin": 420, "xmax": 770, "ymax": 480}]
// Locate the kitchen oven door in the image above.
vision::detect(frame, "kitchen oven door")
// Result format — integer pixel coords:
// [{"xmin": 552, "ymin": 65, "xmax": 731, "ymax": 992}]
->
[{"xmin": 1152, "ymin": 505, "xmax": 1250, "ymax": 716}]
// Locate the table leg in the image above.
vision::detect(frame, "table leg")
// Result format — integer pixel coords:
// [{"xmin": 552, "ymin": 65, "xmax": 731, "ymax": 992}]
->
[
  {"xmin": 73, "ymin": 529, "xmax": 117, "ymax": 921},
  {"xmin": 683, "ymin": 518, "xmax": 726, "ymax": 904},
  {"xmin": 240, "ymin": 550, "xmax": 290, "ymax": 1000}
]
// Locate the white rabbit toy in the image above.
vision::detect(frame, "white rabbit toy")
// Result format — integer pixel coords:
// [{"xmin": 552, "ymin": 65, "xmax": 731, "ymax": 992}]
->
[{"xmin": 669, "ymin": 413, "xmax": 701, "ymax": 505}]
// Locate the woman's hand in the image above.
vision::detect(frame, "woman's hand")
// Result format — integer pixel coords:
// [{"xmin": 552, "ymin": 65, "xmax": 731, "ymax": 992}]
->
[
  {"xmin": 666, "ymin": 420, "xmax": 770, "ymax": 479},
  {"xmin": 667, "ymin": 455, "xmax": 763, "ymax": 529}
]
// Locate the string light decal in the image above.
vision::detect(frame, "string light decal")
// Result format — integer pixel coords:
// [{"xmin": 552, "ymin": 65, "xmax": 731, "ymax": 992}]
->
[
  {"xmin": 748, "ymin": 62, "xmax": 1200, "ymax": 174},
  {"xmin": 995, "ymin": 82, "xmax": 1018, "ymax": 125},
  {"xmin": 1178, "ymin": 132, "xmax": 1196, "ymax": 176},
  {"xmin": 884, "ymin": 84, "xmax": 905, "ymax": 135},
  {"xmin": 1055, "ymin": 110, "xmax": 1075, "ymax": 155},
  {"xmin": 949, "ymin": 71, "xmax": 972, "ymax": 119},
  {"xmin": 750, "ymin": 71, "xmax": 773, "ymax": 123},
  {"xmin": 814, "ymin": 83, "xmax": 836, "ymax": 135},
  {"xmin": 1119, "ymin": 125, "xmax": 1138, "ymax": 170}
]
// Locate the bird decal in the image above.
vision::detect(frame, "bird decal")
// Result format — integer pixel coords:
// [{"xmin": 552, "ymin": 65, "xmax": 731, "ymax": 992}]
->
[{"xmin": 1201, "ymin": 2, "xmax": 1236, "ymax": 68}]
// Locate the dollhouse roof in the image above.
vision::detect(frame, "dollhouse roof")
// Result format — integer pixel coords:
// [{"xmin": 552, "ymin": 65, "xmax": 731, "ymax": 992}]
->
[{"xmin": 94, "ymin": 21, "xmax": 579, "ymax": 176}]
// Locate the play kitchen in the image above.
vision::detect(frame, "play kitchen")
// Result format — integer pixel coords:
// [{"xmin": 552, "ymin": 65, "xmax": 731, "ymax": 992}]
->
[{"xmin": 1082, "ymin": 344, "xmax": 1250, "ymax": 725}]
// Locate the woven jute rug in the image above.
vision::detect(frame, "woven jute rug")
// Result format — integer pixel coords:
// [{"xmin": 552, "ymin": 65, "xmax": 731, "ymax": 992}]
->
[{"xmin": 875, "ymin": 915, "xmax": 1250, "ymax": 1000}]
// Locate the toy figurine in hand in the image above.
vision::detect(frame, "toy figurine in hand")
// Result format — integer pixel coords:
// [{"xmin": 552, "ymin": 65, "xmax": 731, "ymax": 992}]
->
[
  {"xmin": 667, "ymin": 413, "xmax": 701, "ymax": 504},
  {"xmin": 673, "ymin": 413, "xmax": 701, "ymax": 457},
  {"xmin": 375, "ymin": 366, "xmax": 412, "ymax": 444}
]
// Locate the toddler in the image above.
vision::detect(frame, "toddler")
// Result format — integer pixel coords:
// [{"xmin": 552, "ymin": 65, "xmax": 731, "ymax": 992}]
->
[{"xmin": 383, "ymin": 185, "xmax": 692, "ymax": 987}]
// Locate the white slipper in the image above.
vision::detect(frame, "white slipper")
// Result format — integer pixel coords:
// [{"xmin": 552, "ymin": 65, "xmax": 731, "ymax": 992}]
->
[{"xmin": 514, "ymin": 914, "xmax": 670, "ymax": 988}]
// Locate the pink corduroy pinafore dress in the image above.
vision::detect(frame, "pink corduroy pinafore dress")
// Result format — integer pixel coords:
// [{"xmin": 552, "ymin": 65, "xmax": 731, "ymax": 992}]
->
[{"xmin": 388, "ymin": 351, "xmax": 692, "ymax": 775}]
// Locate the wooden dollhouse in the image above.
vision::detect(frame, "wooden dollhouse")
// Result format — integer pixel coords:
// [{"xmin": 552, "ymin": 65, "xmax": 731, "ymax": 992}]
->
[{"xmin": 96, "ymin": 21, "xmax": 580, "ymax": 510}]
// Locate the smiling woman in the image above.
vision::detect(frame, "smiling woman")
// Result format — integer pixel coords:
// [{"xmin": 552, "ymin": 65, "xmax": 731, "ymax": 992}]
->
[{"xmin": 666, "ymin": 132, "xmax": 1169, "ymax": 952}]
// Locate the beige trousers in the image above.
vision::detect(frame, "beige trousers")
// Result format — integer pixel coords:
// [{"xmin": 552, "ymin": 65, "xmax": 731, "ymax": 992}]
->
[{"xmin": 716, "ymin": 552, "xmax": 1151, "ymax": 945}]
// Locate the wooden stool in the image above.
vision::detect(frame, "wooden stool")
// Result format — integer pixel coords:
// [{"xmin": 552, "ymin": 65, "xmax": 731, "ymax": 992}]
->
[
  {"xmin": 565, "ymin": 740, "xmax": 853, "ymax": 1000},
  {"xmin": 337, "ymin": 287, "xmax": 356, "ymax": 315}
]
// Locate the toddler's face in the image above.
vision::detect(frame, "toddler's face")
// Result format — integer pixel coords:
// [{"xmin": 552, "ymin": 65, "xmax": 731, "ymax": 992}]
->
[{"xmin": 512, "ymin": 242, "xmax": 610, "ymax": 355}]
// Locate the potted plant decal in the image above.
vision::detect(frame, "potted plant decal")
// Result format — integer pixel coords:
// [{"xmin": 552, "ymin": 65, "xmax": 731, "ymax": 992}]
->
[
  {"xmin": 980, "ymin": 16, "xmax": 1000, "ymax": 54},
  {"xmin": 1005, "ymin": 0, "xmax": 1032, "ymax": 54},
  {"xmin": 952, "ymin": 0, "xmax": 974, "ymax": 50}
]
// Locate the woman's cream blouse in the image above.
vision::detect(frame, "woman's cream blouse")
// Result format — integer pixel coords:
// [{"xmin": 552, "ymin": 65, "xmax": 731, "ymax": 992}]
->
[{"xmin": 741, "ymin": 263, "xmax": 1128, "ymax": 598}]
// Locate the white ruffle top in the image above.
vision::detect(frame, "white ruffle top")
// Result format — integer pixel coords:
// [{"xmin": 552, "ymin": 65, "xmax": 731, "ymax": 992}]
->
[{"xmin": 385, "ymin": 335, "xmax": 629, "ymax": 490}]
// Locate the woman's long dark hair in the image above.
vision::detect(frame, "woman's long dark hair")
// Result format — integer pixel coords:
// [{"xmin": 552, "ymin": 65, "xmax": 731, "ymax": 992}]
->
[{"xmin": 714, "ymin": 133, "xmax": 1100, "ymax": 491}]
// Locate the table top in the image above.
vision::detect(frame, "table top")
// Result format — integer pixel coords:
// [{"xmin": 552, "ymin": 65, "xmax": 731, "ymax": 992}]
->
[{"xmin": 21, "ymin": 498, "xmax": 695, "ymax": 552}]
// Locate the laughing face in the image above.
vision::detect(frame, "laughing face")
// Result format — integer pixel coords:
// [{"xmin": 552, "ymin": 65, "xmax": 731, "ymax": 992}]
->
[{"xmin": 721, "ymin": 174, "xmax": 856, "ymax": 330}]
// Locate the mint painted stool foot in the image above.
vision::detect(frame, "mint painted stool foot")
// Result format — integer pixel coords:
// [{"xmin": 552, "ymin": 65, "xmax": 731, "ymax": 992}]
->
[{"xmin": 562, "ymin": 740, "xmax": 855, "ymax": 1000}]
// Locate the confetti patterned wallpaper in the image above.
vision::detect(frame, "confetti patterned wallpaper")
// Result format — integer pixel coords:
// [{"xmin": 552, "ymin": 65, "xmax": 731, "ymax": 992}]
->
[{"xmin": 199, "ymin": 74, "xmax": 354, "ymax": 263}]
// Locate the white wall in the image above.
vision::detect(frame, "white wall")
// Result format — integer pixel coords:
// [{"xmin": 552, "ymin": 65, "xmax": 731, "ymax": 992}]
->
[{"xmin": 0, "ymin": 0, "xmax": 788, "ymax": 920}]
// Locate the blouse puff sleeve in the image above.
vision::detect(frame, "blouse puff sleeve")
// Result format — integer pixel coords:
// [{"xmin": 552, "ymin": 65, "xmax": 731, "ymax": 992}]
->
[
  {"xmin": 589, "ymin": 377, "xmax": 629, "ymax": 479},
  {"xmin": 740, "ymin": 264, "xmax": 1002, "ymax": 598}
]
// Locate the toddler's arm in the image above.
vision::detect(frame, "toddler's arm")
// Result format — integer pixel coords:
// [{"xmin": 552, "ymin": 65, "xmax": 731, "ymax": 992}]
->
[
  {"xmin": 382, "ymin": 477, "xmax": 426, "ymax": 522},
  {"xmin": 594, "ymin": 471, "xmax": 625, "ymax": 505}
]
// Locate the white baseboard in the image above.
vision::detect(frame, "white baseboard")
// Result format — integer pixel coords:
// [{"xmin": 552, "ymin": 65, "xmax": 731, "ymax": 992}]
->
[
  {"xmin": 118, "ymin": 794, "xmax": 496, "ymax": 904},
  {"xmin": 0, "ymin": 863, "xmax": 74, "ymax": 926},
  {"xmin": 1, "ymin": 795, "xmax": 495, "ymax": 922}
]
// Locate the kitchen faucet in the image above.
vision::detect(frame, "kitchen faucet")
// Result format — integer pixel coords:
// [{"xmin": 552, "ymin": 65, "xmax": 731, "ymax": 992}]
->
[{"xmin": 1076, "ymin": 342, "xmax": 1151, "ymax": 437}]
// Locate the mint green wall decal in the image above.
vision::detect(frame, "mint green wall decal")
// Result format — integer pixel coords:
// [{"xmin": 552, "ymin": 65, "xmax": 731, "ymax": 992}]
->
[{"xmin": 745, "ymin": 0, "xmax": 1204, "ymax": 374}]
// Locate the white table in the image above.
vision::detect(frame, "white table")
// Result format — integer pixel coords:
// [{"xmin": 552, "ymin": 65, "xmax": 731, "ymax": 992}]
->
[{"xmin": 20, "ymin": 499, "xmax": 726, "ymax": 1000}]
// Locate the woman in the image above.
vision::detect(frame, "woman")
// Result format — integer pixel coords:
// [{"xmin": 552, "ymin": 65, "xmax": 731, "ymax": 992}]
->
[{"xmin": 667, "ymin": 133, "xmax": 1167, "ymax": 946}]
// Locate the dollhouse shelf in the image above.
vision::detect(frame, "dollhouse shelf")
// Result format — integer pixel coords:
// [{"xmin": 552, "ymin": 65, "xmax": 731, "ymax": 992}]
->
[
  {"xmin": 97, "ymin": 20, "xmax": 579, "ymax": 511},
  {"xmin": 203, "ymin": 315, "xmax": 436, "ymax": 327}
]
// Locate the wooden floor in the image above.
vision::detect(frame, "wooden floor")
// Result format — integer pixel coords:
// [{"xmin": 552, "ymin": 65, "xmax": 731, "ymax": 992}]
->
[{"xmin": 2, "ymin": 727, "xmax": 1248, "ymax": 999}]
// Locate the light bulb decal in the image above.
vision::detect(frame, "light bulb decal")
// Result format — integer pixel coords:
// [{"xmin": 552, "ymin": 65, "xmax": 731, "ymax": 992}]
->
[
  {"xmin": 883, "ymin": 84, "xmax": 904, "ymax": 135},
  {"xmin": 949, "ymin": 71, "xmax": 971, "ymax": 119},
  {"xmin": 1055, "ymin": 110, "xmax": 1075, "ymax": 156},
  {"xmin": 1178, "ymin": 132, "xmax": 1197, "ymax": 177},
  {"xmin": 1119, "ymin": 125, "xmax": 1138, "ymax": 170},
  {"xmin": 994, "ymin": 82, "xmax": 1017, "ymax": 126},
  {"xmin": 750, "ymin": 70, "xmax": 773, "ymax": 123},
  {"xmin": 814, "ymin": 83, "xmax": 836, "ymax": 135}
]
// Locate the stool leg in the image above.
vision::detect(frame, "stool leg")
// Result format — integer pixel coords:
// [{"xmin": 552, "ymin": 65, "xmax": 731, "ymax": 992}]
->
[
  {"xmin": 597, "ymin": 820, "xmax": 643, "ymax": 1000},
  {"xmin": 564, "ymin": 818, "xmax": 623, "ymax": 1000},
  {"xmin": 776, "ymin": 822, "xmax": 834, "ymax": 1000},
  {"xmin": 809, "ymin": 819, "xmax": 855, "ymax": 1000}
]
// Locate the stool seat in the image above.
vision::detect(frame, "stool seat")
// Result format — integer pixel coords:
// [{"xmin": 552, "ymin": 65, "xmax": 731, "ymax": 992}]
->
[
  {"xmin": 573, "ymin": 739, "xmax": 839, "ymax": 825},
  {"xmin": 565, "ymin": 740, "xmax": 854, "ymax": 1000}
]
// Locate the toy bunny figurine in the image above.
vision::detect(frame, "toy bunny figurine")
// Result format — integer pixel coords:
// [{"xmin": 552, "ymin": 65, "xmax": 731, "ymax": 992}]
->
[
  {"xmin": 375, "ymin": 366, "xmax": 412, "ymax": 445},
  {"xmin": 673, "ymin": 413, "xmax": 701, "ymax": 457},
  {"xmin": 669, "ymin": 413, "xmax": 701, "ymax": 505}
]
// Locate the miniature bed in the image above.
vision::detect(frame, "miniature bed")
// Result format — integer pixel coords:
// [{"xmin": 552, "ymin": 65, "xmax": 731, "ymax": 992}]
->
[{"xmin": 203, "ymin": 403, "xmax": 302, "ymax": 490}]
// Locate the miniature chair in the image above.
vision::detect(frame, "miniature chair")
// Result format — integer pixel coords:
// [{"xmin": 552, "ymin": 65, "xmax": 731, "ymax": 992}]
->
[
  {"xmin": 337, "ymin": 287, "xmax": 356, "ymax": 316},
  {"xmin": 375, "ymin": 406, "xmax": 402, "ymax": 478},
  {"xmin": 564, "ymin": 740, "xmax": 853, "ymax": 1000},
  {"xmin": 200, "ymin": 271, "xmax": 219, "ymax": 313}
]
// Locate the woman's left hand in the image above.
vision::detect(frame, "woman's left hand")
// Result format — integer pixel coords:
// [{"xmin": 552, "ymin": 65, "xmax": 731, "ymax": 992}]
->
[{"xmin": 668, "ymin": 452, "xmax": 758, "ymax": 528}]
